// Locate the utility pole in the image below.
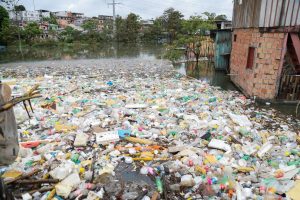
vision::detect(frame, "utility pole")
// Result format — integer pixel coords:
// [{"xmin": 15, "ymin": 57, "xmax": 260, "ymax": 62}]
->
[
  {"xmin": 108, "ymin": 0, "xmax": 121, "ymax": 35},
  {"xmin": 32, "ymin": 0, "xmax": 36, "ymax": 10}
]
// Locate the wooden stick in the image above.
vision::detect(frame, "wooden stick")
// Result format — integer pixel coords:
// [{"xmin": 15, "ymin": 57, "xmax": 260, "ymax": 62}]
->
[
  {"xmin": 0, "ymin": 94, "xmax": 42, "ymax": 112},
  {"xmin": 162, "ymin": 175, "xmax": 168, "ymax": 200},
  {"xmin": 16, "ymin": 179, "xmax": 59, "ymax": 184},
  {"xmin": 5, "ymin": 169, "xmax": 41, "ymax": 185}
]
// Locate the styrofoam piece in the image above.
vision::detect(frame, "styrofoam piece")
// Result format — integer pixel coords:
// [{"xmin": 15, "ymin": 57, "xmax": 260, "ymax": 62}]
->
[
  {"xmin": 229, "ymin": 113, "xmax": 252, "ymax": 127},
  {"xmin": 22, "ymin": 193, "xmax": 32, "ymax": 200},
  {"xmin": 55, "ymin": 173, "xmax": 81, "ymax": 198},
  {"xmin": 74, "ymin": 132, "xmax": 89, "ymax": 147},
  {"xmin": 60, "ymin": 173, "xmax": 81, "ymax": 188},
  {"xmin": 55, "ymin": 184, "xmax": 72, "ymax": 198},
  {"xmin": 208, "ymin": 139, "xmax": 232, "ymax": 152},
  {"xmin": 95, "ymin": 131, "xmax": 120, "ymax": 145},
  {"xmin": 180, "ymin": 174, "xmax": 195, "ymax": 187}
]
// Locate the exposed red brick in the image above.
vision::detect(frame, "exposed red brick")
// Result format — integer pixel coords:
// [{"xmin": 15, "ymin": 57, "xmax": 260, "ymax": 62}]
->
[{"xmin": 230, "ymin": 28, "xmax": 285, "ymax": 100}]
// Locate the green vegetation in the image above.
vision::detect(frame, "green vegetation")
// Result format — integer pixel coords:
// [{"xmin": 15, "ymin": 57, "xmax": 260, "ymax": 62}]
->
[
  {"xmin": 23, "ymin": 22, "xmax": 42, "ymax": 45},
  {"xmin": 14, "ymin": 4, "xmax": 25, "ymax": 11},
  {"xmin": 0, "ymin": 4, "xmax": 226, "ymax": 61},
  {"xmin": 116, "ymin": 13, "xmax": 141, "ymax": 42},
  {"xmin": 42, "ymin": 13, "xmax": 58, "ymax": 25}
]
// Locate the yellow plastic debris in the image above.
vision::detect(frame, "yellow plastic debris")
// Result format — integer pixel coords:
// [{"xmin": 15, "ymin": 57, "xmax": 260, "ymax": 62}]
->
[
  {"xmin": 46, "ymin": 189, "xmax": 56, "ymax": 200},
  {"xmin": 287, "ymin": 180, "xmax": 300, "ymax": 200},
  {"xmin": 1, "ymin": 170, "xmax": 22, "ymax": 179},
  {"xmin": 125, "ymin": 136, "xmax": 155, "ymax": 145},
  {"xmin": 55, "ymin": 123, "xmax": 77, "ymax": 133},
  {"xmin": 140, "ymin": 151, "xmax": 154, "ymax": 158},
  {"xmin": 204, "ymin": 154, "xmax": 217, "ymax": 164},
  {"xmin": 133, "ymin": 157, "xmax": 153, "ymax": 161},
  {"xmin": 195, "ymin": 165, "xmax": 206, "ymax": 174},
  {"xmin": 237, "ymin": 167, "xmax": 255, "ymax": 173},
  {"xmin": 105, "ymin": 99, "xmax": 116, "ymax": 106},
  {"xmin": 81, "ymin": 160, "xmax": 92, "ymax": 167}
]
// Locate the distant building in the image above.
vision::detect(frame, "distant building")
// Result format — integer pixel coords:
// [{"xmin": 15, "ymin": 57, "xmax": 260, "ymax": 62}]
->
[
  {"xmin": 21, "ymin": 11, "xmax": 40, "ymax": 22},
  {"xmin": 52, "ymin": 11, "xmax": 70, "ymax": 28},
  {"xmin": 74, "ymin": 17, "xmax": 89, "ymax": 27},
  {"xmin": 97, "ymin": 15, "xmax": 113, "ymax": 31},
  {"xmin": 52, "ymin": 11, "xmax": 84, "ymax": 28},
  {"xmin": 37, "ymin": 9, "xmax": 51, "ymax": 19},
  {"xmin": 140, "ymin": 19, "xmax": 154, "ymax": 31},
  {"xmin": 214, "ymin": 20, "xmax": 232, "ymax": 30},
  {"xmin": 71, "ymin": 12, "xmax": 84, "ymax": 19},
  {"xmin": 98, "ymin": 15, "xmax": 113, "ymax": 21},
  {"xmin": 230, "ymin": 0, "xmax": 300, "ymax": 101},
  {"xmin": 9, "ymin": 10, "xmax": 40, "ymax": 22}
]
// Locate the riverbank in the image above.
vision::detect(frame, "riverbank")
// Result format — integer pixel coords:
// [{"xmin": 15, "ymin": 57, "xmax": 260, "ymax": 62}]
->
[{"xmin": 1, "ymin": 58, "xmax": 300, "ymax": 199}]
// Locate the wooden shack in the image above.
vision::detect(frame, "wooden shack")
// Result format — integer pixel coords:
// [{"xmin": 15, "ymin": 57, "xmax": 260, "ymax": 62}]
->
[
  {"xmin": 212, "ymin": 29, "xmax": 232, "ymax": 71},
  {"xmin": 230, "ymin": 0, "xmax": 300, "ymax": 100}
]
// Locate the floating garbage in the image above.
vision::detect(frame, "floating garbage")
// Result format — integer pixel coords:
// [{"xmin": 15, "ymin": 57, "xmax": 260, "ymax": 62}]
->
[{"xmin": 0, "ymin": 59, "xmax": 299, "ymax": 199}]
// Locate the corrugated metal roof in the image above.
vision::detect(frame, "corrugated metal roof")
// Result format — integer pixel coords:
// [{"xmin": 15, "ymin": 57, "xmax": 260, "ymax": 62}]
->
[{"xmin": 233, "ymin": 0, "xmax": 300, "ymax": 28}]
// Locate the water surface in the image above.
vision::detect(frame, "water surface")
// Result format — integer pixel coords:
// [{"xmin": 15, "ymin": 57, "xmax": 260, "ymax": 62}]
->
[{"xmin": 1, "ymin": 43, "xmax": 299, "ymax": 119}]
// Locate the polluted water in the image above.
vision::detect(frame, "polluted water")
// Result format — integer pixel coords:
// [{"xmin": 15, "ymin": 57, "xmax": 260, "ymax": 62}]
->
[{"xmin": 0, "ymin": 58, "xmax": 299, "ymax": 200}]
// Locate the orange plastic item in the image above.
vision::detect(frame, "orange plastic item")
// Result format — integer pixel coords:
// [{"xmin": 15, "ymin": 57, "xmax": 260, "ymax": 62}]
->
[{"xmin": 20, "ymin": 141, "xmax": 41, "ymax": 148}]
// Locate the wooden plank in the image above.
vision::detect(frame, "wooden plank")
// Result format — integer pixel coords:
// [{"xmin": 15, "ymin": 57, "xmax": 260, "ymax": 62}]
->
[
  {"xmin": 275, "ymin": 33, "xmax": 288, "ymax": 98},
  {"xmin": 290, "ymin": 33, "xmax": 300, "ymax": 59}
]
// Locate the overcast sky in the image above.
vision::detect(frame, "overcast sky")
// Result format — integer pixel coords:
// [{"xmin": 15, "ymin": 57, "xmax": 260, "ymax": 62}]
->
[{"xmin": 19, "ymin": 0, "xmax": 233, "ymax": 20}]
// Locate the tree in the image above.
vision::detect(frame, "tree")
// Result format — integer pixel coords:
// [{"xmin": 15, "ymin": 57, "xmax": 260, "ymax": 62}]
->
[
  {"xmin": 0, "ymin": 6, "xmax": 9, "ymax": 44},
  {"xmin": 115, "ymin": 15, "xmax": 126, "ymax": 42},
  {"xmin": 115, "ymin": 13, "xmax": 141, "ymax": 42},
  {"xmin": 23, "ymin": 22, "xmax": 42, "ymax": 45},
  {"xmin": 202, "ymin": 12, "xmax": 216, "ymax": 21},
  {"xmin": 215, "ymin": 14, "xmax": 228, "ymax": 21},
  {"xmin": 0, "ymin": 5, "xmax": 8, "ymax": 32},
  {"xmin": 14, "ymin": 4, "xmax": 25, "ymax": 11},
  {"xmin": 202, "ymin": 12, "xmax": 228, "ymax": 21},
  {"xmin": 125, "ymin": 13, "xmax": 141, "ymax": 42},
  {"xmin": 181, "ymin": 15, "xmax": 216, "ymax": 35},
  {"xmin": 60, "ymin": 26, "xmax": 81, "ymax": 43},
  {"xmin": 81, "ymin": 19, "xmax": 97, "ymax": 33},
  {"xmin": 1, "ymin": 0, "xmax": 23, "ymax": 53},
  {"xmin": 161, "ymin": 8, "xmax": 183, "ymax": 42}
]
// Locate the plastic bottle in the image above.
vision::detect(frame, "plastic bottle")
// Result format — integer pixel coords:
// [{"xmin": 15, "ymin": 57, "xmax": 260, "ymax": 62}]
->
[{"xmin": 155, "ymin": 177, "xmax": 163, "ymax": 193}]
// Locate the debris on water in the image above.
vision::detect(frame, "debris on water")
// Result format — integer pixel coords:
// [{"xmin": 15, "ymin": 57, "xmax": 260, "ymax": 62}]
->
[{"xmin": 0, "ymin": 59, "xmax": 299, "ymax": 199}]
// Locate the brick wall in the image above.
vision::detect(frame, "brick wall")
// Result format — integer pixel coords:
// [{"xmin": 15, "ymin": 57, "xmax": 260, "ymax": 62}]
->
[{"xmin": 230, "ymin": 28, "xmax": 285, "ymax": 99}]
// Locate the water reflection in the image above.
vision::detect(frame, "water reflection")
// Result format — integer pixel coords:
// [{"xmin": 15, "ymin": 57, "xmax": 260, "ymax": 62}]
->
[
  {"xmin": 173, "ymin": 60, "xmax": 237, "ymax": 91},
  {"xmin": 0, "ymin": 43, "xmax": 164, "ymax": 63}
]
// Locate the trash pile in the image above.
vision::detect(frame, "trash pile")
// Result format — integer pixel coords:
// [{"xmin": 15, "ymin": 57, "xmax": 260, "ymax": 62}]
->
[{"xmin": 1, "ymin": 59, "xmax": 300, "ymax": 200}]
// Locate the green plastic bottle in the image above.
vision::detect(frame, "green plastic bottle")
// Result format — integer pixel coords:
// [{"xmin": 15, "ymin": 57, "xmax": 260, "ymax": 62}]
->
[{"xmin": 155, "ymin": 177, "xmax": 163, "ymax": 194}]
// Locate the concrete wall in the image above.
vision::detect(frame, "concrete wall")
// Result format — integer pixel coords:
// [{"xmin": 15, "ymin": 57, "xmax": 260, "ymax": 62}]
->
[{"xmin": 230, "ymin": 28, "xmax": 286, "ymax": 99}]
